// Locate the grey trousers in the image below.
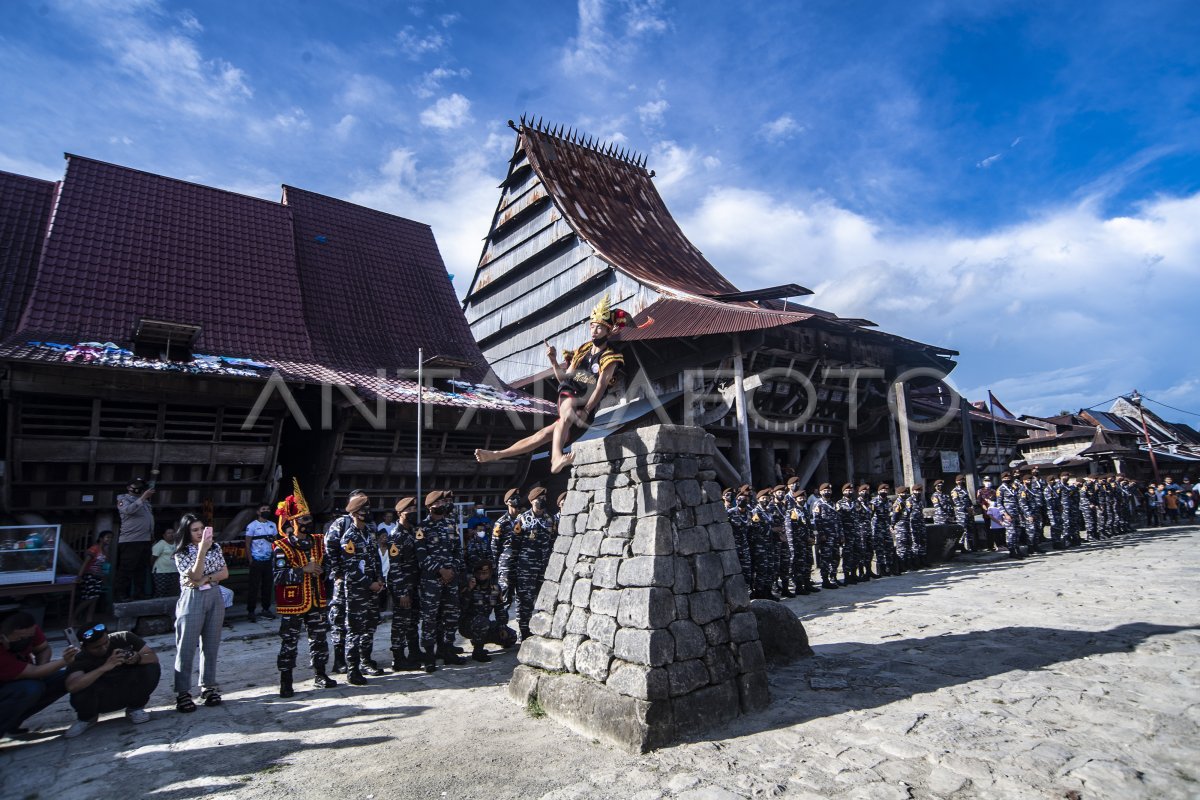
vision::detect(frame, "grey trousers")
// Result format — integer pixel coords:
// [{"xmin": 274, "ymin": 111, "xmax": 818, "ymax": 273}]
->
[{"xmin": 174, "ymin": 586, "xmax": 224, "ymax": 694}]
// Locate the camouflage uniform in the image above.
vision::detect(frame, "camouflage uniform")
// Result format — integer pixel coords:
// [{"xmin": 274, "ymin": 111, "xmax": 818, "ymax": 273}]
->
[
  {"xmin": 459, "ymin": 572, "xmax": 510, "ymax": 660},
  {"xmin": 1017, "ymin": 480, "xmax": 1040, "ymax": 552},
  {"xmin": 835, "ymin": 491, "xmax": 857, "ymax": 582},
  {"xmin": 747, "ymin": 495, "xmax": 775, "ymax": 597},
  {"xmin": 1044, "ymin": 478, "xmax": 1063, "ymax": 545},
  {"xmin": 869, "ymin": 489, "xmax": 893, "ymax": 575},
  {"xmin": 1061, "ymin": 480, "xmax": 1081, "ymax": 546},
  {"xmin": 811, "ymin": 490, "xmax": 842, "ymax": 588},
  {"xmin": 339, "ymin": 521, "xmax": 383, "ymax": 676},
  {"xmin": 997, "ymin": 479, "xmax": 1024, "ymax": 553},
  {"xmin": 726, "ymin": 497, "xmax": 754, "ymax": 585},
  {"xmin": 908, "ymin": 489, "xmax": 928, "ymax": 563},
  {"xmin": 931, "ymin": 488, "xmax": 953, "ymax": 525},
  {"xmin": 773, "ymin": 493, "xmax": 796, "ymax": 595},
  {"xmin": 385, "ymin": 518, "xmax": 420, "ymax": 668},
  {"xmin": 785, "ymin": 491, "xmax": 815, "ymax": 593},
  {"xmin": 1080, "ymin": 480, "xmax": 1098, "ymax": 540},
  {"xmin": 853, "ymin": 489, "xmax": 874, "ymax": 578},
  {"xmin": 890, "ymin": 490, "xmax": 913, "ymax": 565},
  {"xmin": 950, "ymin": 482, "xmax": 974, "ymax": 550},
  {"xmin": 1030, "ymin": 472, "xmax": 1049, "ymax": 534},
  {"xmin": 415, "ymin": 514, "xmax": 466, "ymax": 665},
  {"xmin": 510, "ymin": 508, "xmax": 555, "ymax": 637},
  {"xmin": 491, "ymin": 510, "xmax": 524, "ymax": 628},
  {"xmin": 323, "ymin": 514, "xmax": 356, "ymax": 671}
]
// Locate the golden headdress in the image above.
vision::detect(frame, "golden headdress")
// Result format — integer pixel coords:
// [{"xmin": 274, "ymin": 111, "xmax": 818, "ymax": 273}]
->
[
  {"xmin": 588, "ymin": 294, "xmax": 630, "ymax": 330},
  {"xmin": 275, "ymin": 477, "xmax": 312, "ymax": 534}
]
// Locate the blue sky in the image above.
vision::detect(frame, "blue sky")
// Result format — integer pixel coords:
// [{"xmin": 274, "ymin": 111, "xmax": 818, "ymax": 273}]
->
[{"xmin": 3, "ymin": 0, "xmax": 1198, "ymax": 421}]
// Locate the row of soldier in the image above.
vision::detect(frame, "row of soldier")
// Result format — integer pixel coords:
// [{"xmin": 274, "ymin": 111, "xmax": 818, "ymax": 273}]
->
[
  {"xmin": 267, "ymin": 470, "xmax": 1145, "ymax": 696},
  {"xmin": 270, "ymin": 482, "xmax": 560, "ymax": 697},
  {"xmin": 719, "ymin": 470, "xmax": 1145, "ymax": 601}
]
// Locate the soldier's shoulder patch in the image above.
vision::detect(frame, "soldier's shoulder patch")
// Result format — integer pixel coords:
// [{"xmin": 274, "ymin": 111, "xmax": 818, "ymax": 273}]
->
[
  {"xmin": 529, "ymin": 532, "xmax": 537, "ymax": 539},
  {"xmin": 342, "ymin": 540, "xmax": 356, "ymax": 555},
  {"xmin": 493, "ymin": 522, "xmax": 502, "ymax": 536},
  {"xmin": 791, "ymin": 510, "xmax": 799, "ymax": 521},
  {"xmin": 415, "ymin": 529, "xmax": 425, "ymax": 540},
  {"xmin": 390, "ymin": 544, "xmax": 399, "ymax": 557}
]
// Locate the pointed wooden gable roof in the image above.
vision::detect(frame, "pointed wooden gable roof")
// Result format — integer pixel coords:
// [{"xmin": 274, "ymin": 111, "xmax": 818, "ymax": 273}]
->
[{"xmin": 517, "ymin": 119, "xmax": 738, "ymax": 299}]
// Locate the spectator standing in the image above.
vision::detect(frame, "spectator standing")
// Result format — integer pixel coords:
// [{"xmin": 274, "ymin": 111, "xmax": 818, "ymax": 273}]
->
[
  {"xmin": 244, "ymin": 505, "xmax": 278, "ymax": 622},
  {"xmin": 376, "ymin": 511, "xmax": 398, "ymax": 537},
  {"xmin": 115, "ymin": 478, "xmax": 156, "ymax": 601},
  {"xmin": 1145, "ymin": 486, "xmax": 1161, "ymax": 527},
  {"xmin": 172, "ymin": 513, "xmax": 228, "ymax": 713},
  {"xmin": 0, "ymin": 611, "xmax": 79, "ymax": 737},
  {"xmin": 464, "ymin": 503, "xmax": 490, "ymax": 533},
  {"xmin": 1163, "ymin": 488, "xmax": 1180, "ymax": 523},
  {"xmin": 977, "ymin": 477, "xmax": 996, "ymax": 510},
  {"xmin": 71, "ymin": 530, "xmax": 113, "ymax": 628},
  {"xmin": 62, "ymin": 624, "xmax": 160, "ymax": 737},
  {"xmin": 151, "ymin": 525, "xmax": 179, "ymax": 597}
]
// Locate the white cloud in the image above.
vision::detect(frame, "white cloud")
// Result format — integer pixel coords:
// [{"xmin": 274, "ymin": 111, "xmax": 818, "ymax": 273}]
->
[
  {"xmin": 334, "ymin": 114, "xmax": 357, "ymax": 140},
  {"xmin": 272, "ymin": 107, "xmax": 311, "ymax": 132},
  {"xmin": 637, "ymin": 99, "xmax": 669, "ymax": 126},
  {"xmin": 348, "ymin": 141, "xmax": 501, "ymax": 295},
  {"xmin": 439, "ymin": 12, "xmax": 461, "ymax": 27},
  {"xmin": 677, "ymin": 184, "xmax": 1200, "ymax": 415},
  {"xmin": 396, "ymin": 26, "xmax": 447, "ymax": 59},
  {"xmin": 51, "ymin": 2, "xmax": 252, "ymax": 120},
  {"xmin": 413, "ymin": 66, "xmax": 470, "ymax": 99},
  {"xmin": 340, "ymin": 74, "xmax": 394, "ymax": 109},
  {"xmin": 561, "ymin": 0, "xmax": 670, "ymax": 77},
  {"xmin": 977, "ymin": 153, "xmax": 1002, "ymax": 168},
  {"xmin": 108, "ymin": 135, "xmax": 134, "ymax": 146},
  {"xmin": 760, "ymin": 114, "xmax": 804, "ymax": 142},
  {"xmin": 420, "ymin": 94, "xmax": 472, "ymax": 129}
]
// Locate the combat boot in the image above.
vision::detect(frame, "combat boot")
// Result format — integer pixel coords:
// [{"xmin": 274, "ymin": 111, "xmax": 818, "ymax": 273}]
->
[
  {"xmin": 471, "ymin": 645, "xmax": 492, "ymax": 663},
  {"xmin": 278, "ymin": 670, "xmax": 294, "ymax": 698},
  {"xmin": 347, "ymin": 667, "xmax": 367, "ymax": 686},
  {"xmin": 362, "ymin": 660, "xmax": 384, "ymax": 677},
  {"xmin": 519, "ymin": 626, "xmax": 532, "ymax": 642},
  {"xmin": 331, "ymin": 650, "xmax": 347, "ymax": 674},
  {"xmin": 390, "ymin": 648, "xmax": 409, "ymax": 672},
  {"xmin": 422, "ymin": 647, "xmax": 438, "ymax": 673},
  {"xmin": 821, "ymin": 578, "xmax": 839, "ymax": 590},
  {"xmin": 439, "ymin": 645, "xmax": 466, "ymax": 666},
  {"xmin": 806, "ymin": 578, "xmax": 820, "ymax": 592},
  {"xmin": 313, "ymin": 668, "xmax": 338, "ymax": 689}
]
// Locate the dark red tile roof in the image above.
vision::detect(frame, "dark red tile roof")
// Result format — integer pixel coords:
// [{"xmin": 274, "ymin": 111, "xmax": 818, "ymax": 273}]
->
[
  {"xmin": 619, "ymin": 296, "xmax": 813, "ymax": 341},
  {"xmin": 520, "ymin": 126, "xmax": 740, "ymax": 299},
  {"xmin": 16, "ymin": 155, "xmax": 316, "ymax": 361},
  {"xmin": 0, "ymin": 170, "xmax": 56, "ymax": 339},
  {"xmin": 0, "ymin": 155, "xmax": 529, "ymax": 409},
  {"xmin": 284, "ymin": 186, "xmax": 488, "ymax": 378}
]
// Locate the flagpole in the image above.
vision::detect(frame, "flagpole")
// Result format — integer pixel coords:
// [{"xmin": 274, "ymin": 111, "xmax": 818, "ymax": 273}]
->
[{"xmin": 417, "ymin": 347, "xmax": 423, "ymax": 519}]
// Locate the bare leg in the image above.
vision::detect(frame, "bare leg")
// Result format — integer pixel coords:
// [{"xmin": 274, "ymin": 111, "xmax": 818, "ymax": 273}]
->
[
  {"xmin": 475, "ymin": 423, "xmax": 555, "ymax": 463},
  {"xmin": 550, "ymin": 398, "xmax": 587, "ymax": 473}
]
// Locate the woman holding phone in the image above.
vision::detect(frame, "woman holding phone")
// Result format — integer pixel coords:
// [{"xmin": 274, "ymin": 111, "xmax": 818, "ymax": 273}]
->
[{"xmin": 172, "ymin": 513, "xmax": 228, "ymax": 712}]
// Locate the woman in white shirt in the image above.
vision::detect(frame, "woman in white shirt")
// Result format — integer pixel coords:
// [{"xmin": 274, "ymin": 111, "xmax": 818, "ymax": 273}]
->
[{"xmin": 172, "ymin": 513, "xmax": 228, "ymax": 713}]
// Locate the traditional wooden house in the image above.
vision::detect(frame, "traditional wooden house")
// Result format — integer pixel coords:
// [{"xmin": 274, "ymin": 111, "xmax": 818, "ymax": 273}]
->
[
  {"xmin": 463, "ymin": 118, "xmax": 961, "ymax": 490},
  {"xmin": 0, "ymin": 156, "xmax": 549, "ymax": 558}
]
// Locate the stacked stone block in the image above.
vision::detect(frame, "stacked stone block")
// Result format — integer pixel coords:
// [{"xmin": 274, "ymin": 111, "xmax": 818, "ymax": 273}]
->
[{"xmin": 508, "ymin": 425, "xmax": 770, "ymax": 752}]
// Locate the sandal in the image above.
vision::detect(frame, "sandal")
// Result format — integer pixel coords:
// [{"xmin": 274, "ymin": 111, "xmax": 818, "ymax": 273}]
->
[
  {"xmin": 200, "ymin": 688, "xmax": 222, "ymax": 707},
  {"xmin": 176, "ymin": 692, "xmax": 197, "ymax": 713}
]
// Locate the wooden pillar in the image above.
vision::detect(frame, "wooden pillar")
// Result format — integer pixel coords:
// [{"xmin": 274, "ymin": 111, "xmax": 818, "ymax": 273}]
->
[
  {"xmin": 843, "ymin": 430, "xmax": 855, "ymax": 487},
  {"xmin": 794, "ymin": 438, "xmax": 831, "ymax": 489},
  {"xmin": 894, "ymin": 379, "xmax": 923, "ymax": 488},
  {"xmin": 757, "ymin": 439, "xmax": 776, "ymax": 488},
  {"xmin": 959, "ymin": 395, "xmax": 979, "ymax": 495},
  {"xmin": 887, "ymin": 405, "xmax": 904, "ymax": 489},
  {"xmin": 732, "ymin": 336, "xmax": 753, "ymax": 487}
]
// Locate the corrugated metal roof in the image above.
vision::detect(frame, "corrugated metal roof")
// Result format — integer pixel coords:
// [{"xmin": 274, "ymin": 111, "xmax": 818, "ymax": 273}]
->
[
  {"xmin": 618, "ymin": 296, "xmax": 813, "ymax": 341},
  {"xmin": 520, "ymin": 125, "xmax": 740, "ymax": 299}
]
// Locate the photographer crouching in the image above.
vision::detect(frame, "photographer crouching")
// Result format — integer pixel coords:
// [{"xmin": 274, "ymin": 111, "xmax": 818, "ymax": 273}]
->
[{"xmin": 62, "ymin": 624, "xmax": 160, "ymax": 738}]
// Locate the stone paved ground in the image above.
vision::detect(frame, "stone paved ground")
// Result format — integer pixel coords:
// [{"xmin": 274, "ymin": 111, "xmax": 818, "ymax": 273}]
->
[{"xmin": 3, "ymin": 525, "xmax": 1198, "ymax": 800}]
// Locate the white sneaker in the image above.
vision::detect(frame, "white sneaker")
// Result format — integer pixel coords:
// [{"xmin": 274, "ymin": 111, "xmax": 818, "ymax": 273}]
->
[
  {"xmin": 126, "ymin": 708, "xmax": 150, "ymax": 724},
  {"xmin": 64, "ymin": 718, "xmax": 95, "ymax": 738}
]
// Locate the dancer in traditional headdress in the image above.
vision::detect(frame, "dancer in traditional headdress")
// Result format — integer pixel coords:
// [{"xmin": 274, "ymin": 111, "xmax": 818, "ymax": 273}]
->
[
  {"xmin": 273, "ymin": 479, "xmax": 337, "ymax": 698},
  {"xmin": 475, "ymin": 295, "xmax": 627, "ymax": 473}
]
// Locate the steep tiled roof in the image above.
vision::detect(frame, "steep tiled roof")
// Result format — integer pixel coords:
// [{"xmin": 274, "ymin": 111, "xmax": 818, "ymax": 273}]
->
[
  {"xmin": 0, "ymin": 170, "xmax": 56, "ymax": 339},
  {"xmin": 15, "ymin": 155, "xmax": 315, "ymax": 361},
  {"xmin": 0, "ymin": 155, "xmax": 523, "ymax": 408},
  {"xmin": 520, "ymin": 126, "xmax": 739, "ymax": 299},
  {"xmin": 285, "ymin": 186, "xmax": 487, "ymax": 378}
]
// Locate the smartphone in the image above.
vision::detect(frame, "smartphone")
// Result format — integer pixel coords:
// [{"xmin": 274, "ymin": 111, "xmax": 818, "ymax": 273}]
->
[
  {"xmin": 202, "ymin": 526, "xmax": 214, "ymax": 540},
  {"xmin": 64, "ymin": 627, "xmax": 79, "ymax": 648}
]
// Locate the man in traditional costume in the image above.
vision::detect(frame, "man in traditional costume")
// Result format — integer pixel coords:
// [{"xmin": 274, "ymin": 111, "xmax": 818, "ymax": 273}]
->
[
  {"xmin": 273, "ymin": 480, "xmax": 337, "ymax": 698},
  {"xmin": 475, "ymin": 295, "xmax": 627, "ymax": 473}
]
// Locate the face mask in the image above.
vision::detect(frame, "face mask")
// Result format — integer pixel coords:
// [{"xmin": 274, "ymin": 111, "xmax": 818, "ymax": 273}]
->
[
  {"xmin": 475, "ymin": 529, "xmax": 487, "ymax": 538},
  {"xmin": 984, "ymin": 481, "xmax": 992, "ymax": 487}
]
